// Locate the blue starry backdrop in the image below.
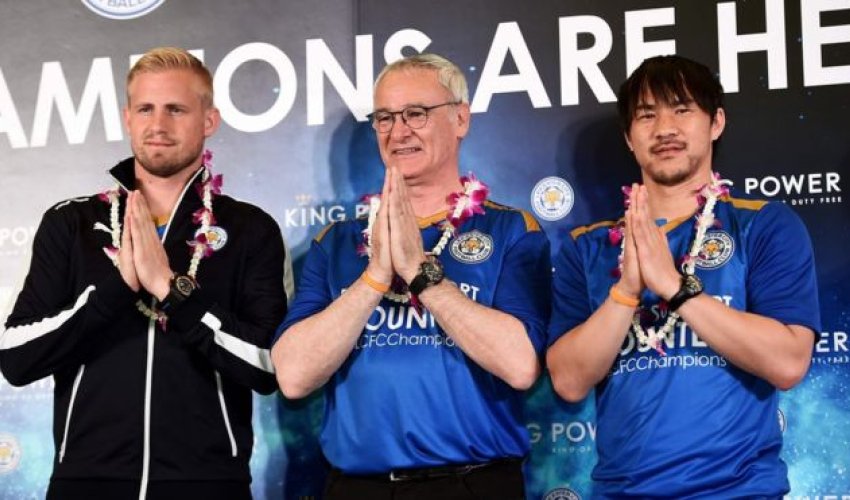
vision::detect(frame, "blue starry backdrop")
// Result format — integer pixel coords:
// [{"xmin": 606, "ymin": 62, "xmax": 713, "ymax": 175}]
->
[{"xmin": 0, "ymin": 1, "xmax": 847, "ymax": 498}]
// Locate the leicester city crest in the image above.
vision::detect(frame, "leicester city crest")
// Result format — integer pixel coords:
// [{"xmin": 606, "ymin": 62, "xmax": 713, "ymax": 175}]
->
[
  {"xmin": 450, "ymin": 230, "xmax": 493, "ymax": 264},
  {"xmin": 195, "ymin": 226, "xmax": 228, "ymax": 252},
  {"xmin": 531, "ymin": 176, "xmax": 574, "ymax": 222},
  {"xmin": 0, "ymin": 433, "xmax": 22, "ymax": 475},
  {"xmin": 695, "ymin": 230, "xmax": 734, "ymax": 269},
  {"xmin": 81, "ymin": 0, "xmax": 166, "ymax": 20},
  {"xmin": 543, "ymin": 487, "xmax": 582, "ymax": 500}
]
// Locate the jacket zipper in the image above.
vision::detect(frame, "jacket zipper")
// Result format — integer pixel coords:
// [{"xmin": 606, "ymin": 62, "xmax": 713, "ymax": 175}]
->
[
  {"xmin": 58, "ymin": 365, "xmax": 86, "ymax": 463},
  {"xmin": 215, "ymin": 371, "xmax": 238, "ymax": 457},
  {"xmin": 134, "ymin": 165, "xmax": 203, "ymax": 500}
]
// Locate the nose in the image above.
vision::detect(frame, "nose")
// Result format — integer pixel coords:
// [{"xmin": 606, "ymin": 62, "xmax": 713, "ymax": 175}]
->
[
  {"xmin": 388, "ymin": 113, "xmax": 412, "ymax": 140},
  {"xmin": 150, "ymin": 109, "xmax": 170, "ymax": 132},
  {"xmin": 653, "ymin": 109, "xmax": 678, "ymax": 139}
]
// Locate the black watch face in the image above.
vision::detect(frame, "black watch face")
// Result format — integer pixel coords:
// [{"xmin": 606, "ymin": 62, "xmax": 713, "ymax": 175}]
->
[
  {"xmin": 422, "ymin": 260, "xmax": 444, "ymax": 282},
  {"xmin": 684, "ymin": 274, "xmax": 703, "ymax": 295},
  {"xmin": 174, "ymin": 276, "xmax": 196, "ymax": 297}
]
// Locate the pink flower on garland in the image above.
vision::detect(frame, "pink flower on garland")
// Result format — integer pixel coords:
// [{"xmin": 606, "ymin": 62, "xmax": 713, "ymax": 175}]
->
[
  {"xmin": 608, "ymin": 224, "xmax": 624, "ymax": 246},
  {"xmin": 187, "ymin": 233, "xmax": 215, "ymax": 258},
  {"xmin": 192, "ymin": 207, "xmax": 217, "ymax": 226},
  {"xmin": 621, "ymin": 185, "xmax": 633, "ymax": 208},
  {"xmin": 103, "ymin": 246, "xmax": 119, "ymax": 261},
  {"xmin": 446, "ymin": 173, "xmax": 488, "ymax": 230}
]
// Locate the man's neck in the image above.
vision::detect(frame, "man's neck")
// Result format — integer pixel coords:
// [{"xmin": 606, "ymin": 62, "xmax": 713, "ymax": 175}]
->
[
  {"xmin": 404, "ymin": 168, "xmax": 464, "ymax": 218},
  {"xmin": 643, "ymin": 169, "xmax": 714, "ymax": 221},
  {"xmin": 134, "ymin": 162, "xmax": 200, "ymax": 219}
]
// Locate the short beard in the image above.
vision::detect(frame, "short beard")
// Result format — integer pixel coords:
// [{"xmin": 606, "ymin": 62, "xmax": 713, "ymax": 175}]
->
[
  {"xmin": 645, "ymin": 161, "xmax": 699, "ymax": 187},
  {"xmin": 135, "ymin": 148, "xmax": 200, "ymax": 179}
]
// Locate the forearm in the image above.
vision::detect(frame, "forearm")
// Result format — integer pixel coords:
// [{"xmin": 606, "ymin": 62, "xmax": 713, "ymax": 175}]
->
[
  {"xmin": 417, "ymin": 281, "xmax": 540, "ymax": 390},
  {"xmin": 272, "ymin": 278, "xmax": 382, "ymax": 398},
  {"xmin": 677, "ymin": 295, "xmax": 814, "ymax": 389},
  {"xmin": 547, "ymin": 297, "xmax": 636, "ymax": 402}
]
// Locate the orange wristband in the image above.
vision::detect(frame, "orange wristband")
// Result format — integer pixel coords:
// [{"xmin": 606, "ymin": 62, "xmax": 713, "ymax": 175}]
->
[
  {"xmin": 361, "ymin": 271, "xmax": 390, "ymax": 294},
  {"xmin": 609, "ymin": 285, "xmax": 639, "ymax": 308}
]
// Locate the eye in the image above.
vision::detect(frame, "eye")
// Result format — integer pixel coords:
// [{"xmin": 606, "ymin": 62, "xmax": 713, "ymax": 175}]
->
[
  {"xmin": 404, "ymin": 107, "xmax": 427, "ymax": 121},
  {"xmin": 373, "ymin": 112, "xmax": 392, "ymax": 124},
  {"xmin": 635, "ymin": 110, "xmax": 655, "ymax": 121}
]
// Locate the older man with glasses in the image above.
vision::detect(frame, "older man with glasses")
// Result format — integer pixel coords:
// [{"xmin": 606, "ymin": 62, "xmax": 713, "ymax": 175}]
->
[{"xmin": 271, "ymin": 53, "xmax": 551, "ymax": 499}]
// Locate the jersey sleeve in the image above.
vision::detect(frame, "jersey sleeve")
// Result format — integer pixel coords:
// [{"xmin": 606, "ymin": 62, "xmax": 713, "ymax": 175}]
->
[
  {"xmin": 746, "ymin": 202, "xmax": 820, "ymax": 333},
  {"xmin": 547, "ymin": 232, "xmax": 593, "ymax": 347},
  {"xmin": 273, "ymin": 234, "xmax": 333, "ymax": 343},
  {"xmin": 492, "ymin": 225, "xmax": 552, "ymax": 355}
]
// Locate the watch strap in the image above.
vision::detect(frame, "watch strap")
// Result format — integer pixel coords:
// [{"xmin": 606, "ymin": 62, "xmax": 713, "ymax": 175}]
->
[
  {"xmin": 667, "ymin": 274, "xmax": 703, "ymax": 312},
  {"xmin": 408, "ymin": 259, "xmax": 444, "ymax": 296}
]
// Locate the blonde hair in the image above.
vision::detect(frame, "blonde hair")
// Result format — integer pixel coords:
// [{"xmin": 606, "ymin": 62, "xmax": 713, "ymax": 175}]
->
[
  {"xmin": 127, "ymin": 47, "xmax": 213, "ymax": 106},
  {"xmin": 374, "ymin": 53, "xmax": 469, "ymax": 104}
]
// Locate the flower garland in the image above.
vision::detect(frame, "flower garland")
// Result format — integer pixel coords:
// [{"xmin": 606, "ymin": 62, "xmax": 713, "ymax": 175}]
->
[
  {"xmin": 95, "ymin": 149, "xmax": 222, "ymax": 328},
  {"xmin": 610, "ymin": 172, "xmax": 732, "ymax": 355},
  {"xmin": 358, "ymin": 173, "xmax": 489, "ymax": 303}
]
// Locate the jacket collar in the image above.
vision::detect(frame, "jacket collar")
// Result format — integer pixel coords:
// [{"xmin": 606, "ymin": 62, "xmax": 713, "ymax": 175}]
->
[{"xmin": 108, "ymin": 156, "xmax": 206, "ymax": 199}]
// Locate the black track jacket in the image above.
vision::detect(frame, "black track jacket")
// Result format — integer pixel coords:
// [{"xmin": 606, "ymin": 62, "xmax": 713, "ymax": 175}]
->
[{"xmin": 0, "ymin": 158, "xmax": 287, "ymax": 488}]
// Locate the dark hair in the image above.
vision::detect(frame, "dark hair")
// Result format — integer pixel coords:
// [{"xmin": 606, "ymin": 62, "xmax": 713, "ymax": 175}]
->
[{"xmin": 617, "ymin": 55, "xmax": 724, "ymax": 133}]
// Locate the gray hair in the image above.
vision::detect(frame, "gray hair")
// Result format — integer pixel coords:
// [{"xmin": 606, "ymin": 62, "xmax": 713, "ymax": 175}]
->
[{"xmin": 374, "ymin": 53, "xmax": 469, "ymax": 104}]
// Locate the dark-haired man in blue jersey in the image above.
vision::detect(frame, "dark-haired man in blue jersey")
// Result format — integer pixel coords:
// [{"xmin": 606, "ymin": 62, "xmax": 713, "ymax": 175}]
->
[
  {"xmin": 271, "ymin": 53, "xmax": 551, "ymax": 499},
  {"xmin": 547, "ymin": 55, "xmax": 819, "ymax": 498}
]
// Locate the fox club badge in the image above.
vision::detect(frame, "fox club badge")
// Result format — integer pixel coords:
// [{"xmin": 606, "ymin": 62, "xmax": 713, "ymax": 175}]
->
[
  {"xmin": 450, "ymin": 230, "xmax": 493, "ymax": 264},
  {"xmin": 195, "ymin": 226, "xmax": 228, "ymax": 252},
  {"xmin": 695, "ymin": 230, "xmax": 734, "ymax": 269}
]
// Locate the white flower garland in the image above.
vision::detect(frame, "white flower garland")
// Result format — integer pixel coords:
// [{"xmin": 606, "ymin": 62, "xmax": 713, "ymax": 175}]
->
[
  {"xmin": 95, "ymin": 152, "xmax": 219, "ymax": 327},
  {"xmin": 360, "ymin": 173, "xmax": 489, "ymax": 303},
  {"xmin": 621, "ymin": 173, "xmax": 732, "ymax": 355}
]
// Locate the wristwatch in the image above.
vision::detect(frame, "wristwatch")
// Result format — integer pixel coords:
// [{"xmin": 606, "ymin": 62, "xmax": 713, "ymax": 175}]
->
[
  {"xmin": 408, "ymin": 257, "xmax": 445, "ymax": 296},
  {"xmin": 159, "ymin": 274, "xmax": 198, "ymax": 312},
  {"xmin": 667, "ymin": 273, "xmax": 703, "ymax": 312}
]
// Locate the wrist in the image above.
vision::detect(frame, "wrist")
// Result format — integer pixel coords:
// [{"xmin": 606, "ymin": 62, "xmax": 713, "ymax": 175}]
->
[
  {"xmin": 609, "ymin": 285, "xmax": 639, "ymax": 308},
  {"xmin": 361, "ymin": 270, "xmax": 390, "ymax": 294},
  {"xmin": 659, "ymin": 274, "xmax": 683, "ymax": 301},
  {"xmin": 614, "ymin": 280, "xmax": 641, "ymax": 298},
  {"xmin": 152, "ymin": 272, "xmax": 172, "ymax": 301}
]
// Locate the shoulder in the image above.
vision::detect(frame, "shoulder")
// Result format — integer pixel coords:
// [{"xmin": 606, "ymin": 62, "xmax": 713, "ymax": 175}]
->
[
  {"xmin": 718, "ymin": 192, "xmax": 802, "ymax": 229},
  {"xmin": 568, "ymin": 217, "xmax": 621, "ymax": 243},
  {"xmin": 482, "ymin": 200, "xmax": 542, "ymax": 233},
  {"xmin": 314, "ymin": 218, "xmax": 363, "ymax": 245},
  {"xmin": 216, "ymin": 195, "xmax": 280, "ymax": 229}
]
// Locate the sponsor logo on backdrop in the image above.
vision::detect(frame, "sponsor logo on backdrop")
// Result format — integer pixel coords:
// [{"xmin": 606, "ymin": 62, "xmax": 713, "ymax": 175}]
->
[
  {"xmin": 813, "ymin": 331, "xmax": 850, "ymax": 365},
  {"xmin": 743, "ymin": 172, "xmax": 842, "ymax": 206},
  {"xmin": 531, "ymin": 177, "xmax": 574, "ymax": 221},
  {"xmin": 0, "ymin": 433, "xmax": 22, "ymax": 474},
  {"xmin": 695, "ymin": 231, "xmax": 734, "ymax": 269},
  {"xmin": 0, "ymin": 226, "xmax": 36, "ymax": 258},
  {"xmin": 543, "ymin": 487, "xmax": 582, "ymax": 500},
  {"xmin": 81, "ymin": 0, "xmax": 166, "ymax": 20},
  {"xmin": 528, "ymin": 421, "xmax": 596, "ymax": 454},
  {"xmin": 281, "ymin": 195, "xmax": 368, "ymax": 229},
  {"xmin": 450, "ymin": 231, "xmax": 493, "ymax": 263}
]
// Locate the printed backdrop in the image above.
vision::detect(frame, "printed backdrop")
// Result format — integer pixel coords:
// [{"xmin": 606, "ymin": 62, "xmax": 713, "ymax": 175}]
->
[{"xmin": 0, "ymin": 1, "xmax": 848, "ymax": 499}]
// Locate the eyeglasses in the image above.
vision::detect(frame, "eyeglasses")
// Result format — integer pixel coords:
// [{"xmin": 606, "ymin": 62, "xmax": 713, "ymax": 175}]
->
[{"xmin": 369, "ymin": 102, "xmax": 459, "ymax": 133}]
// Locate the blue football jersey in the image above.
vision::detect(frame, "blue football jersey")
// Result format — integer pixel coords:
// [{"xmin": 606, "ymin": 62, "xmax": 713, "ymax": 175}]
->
[
  {"xmin": 548, "ymin": 194, "xmax": 820, "ymax": 498},
  {"xmin": 279, "ymin": 201, "xmax": 551, "ymax": 474}
]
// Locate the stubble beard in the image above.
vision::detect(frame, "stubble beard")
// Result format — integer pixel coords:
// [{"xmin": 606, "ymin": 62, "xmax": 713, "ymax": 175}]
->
[{"xmin": 135, "ymin": 143, "xmax": 202, "ymax": 179}]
